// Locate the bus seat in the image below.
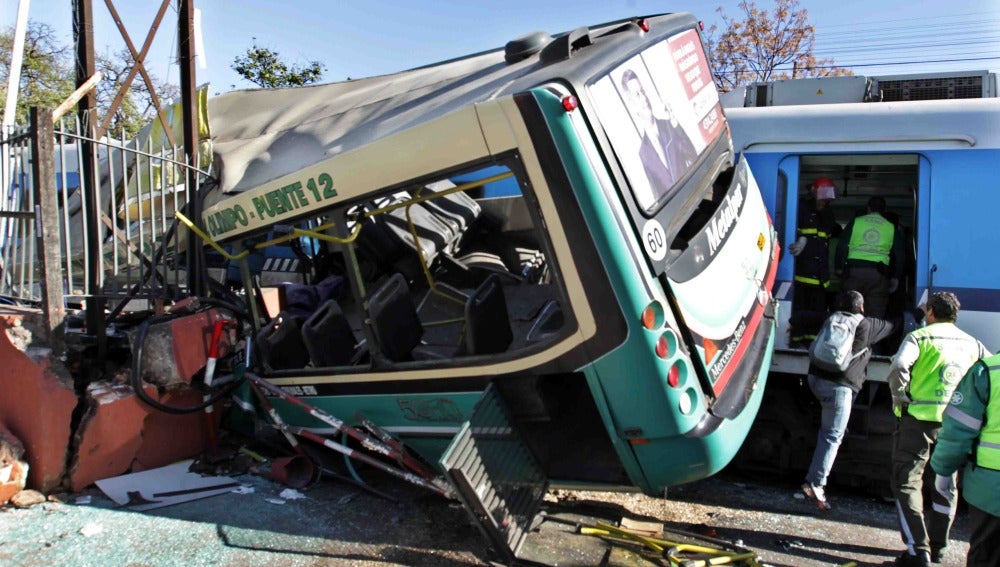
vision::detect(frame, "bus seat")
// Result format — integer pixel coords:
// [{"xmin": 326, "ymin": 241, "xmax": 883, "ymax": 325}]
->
[
  {"xmin": 374, "ymin": 192, "xmax": 457, "ymax": 265},
  {"xmin": 419, "ymin": 180, "xmax": 482, "ymax": 240},
  {"xmin": 368, "ymin": 273, "xmax": 424, "ymax": 363},
  {"xmin": 464, "ymin": 274, "xmax": 513, "ymax": 355},
  {"xmin": 301, "ymin": 299, "xmax": 357, "ymax": 366},
  {"xmin": 452, "ymin": 250, "xmax": 526, "ymax": 286},
  {"xmin": 256, "ymin": 312, "xmax": 311, "ymax": 370}
]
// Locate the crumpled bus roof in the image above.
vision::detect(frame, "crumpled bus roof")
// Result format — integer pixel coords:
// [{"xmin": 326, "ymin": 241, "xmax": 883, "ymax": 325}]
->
[
  {"xmin": 200, "ymin": 15, "xmax": 688, "ymax": 205},
  {"xmin": 206, "ymin": 49, "xmax": 507, "ymax": 198}
]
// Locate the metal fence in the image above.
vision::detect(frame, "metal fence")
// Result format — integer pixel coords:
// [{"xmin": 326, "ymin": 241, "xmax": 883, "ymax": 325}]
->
[{"xmin": 0, "ymin": 111, "xmax": 205, "ymax": 319}]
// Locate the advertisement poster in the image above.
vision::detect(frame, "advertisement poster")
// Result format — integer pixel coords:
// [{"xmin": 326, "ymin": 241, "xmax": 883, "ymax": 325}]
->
[{"xmin": 590, "ymin": 29, "xmax": 724, "ymax": 211}]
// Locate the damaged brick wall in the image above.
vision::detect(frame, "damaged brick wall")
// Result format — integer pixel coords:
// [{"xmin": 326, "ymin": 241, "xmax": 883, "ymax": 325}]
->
[
  {"xmin": 1, "ymin": 308, "xmax": 227, "ymax": 495},
  {"xmin": 0, "ymin": 310, "xmax": 77, "ymax": 494}
]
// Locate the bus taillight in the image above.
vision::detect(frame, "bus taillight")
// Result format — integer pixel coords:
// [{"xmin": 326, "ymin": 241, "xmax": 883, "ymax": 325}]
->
[
  {"xmin": 656, "ymin": 330, "xmax": 676, "ymax": 359},
  {"xmin": 667, "ymin": 365, "xmax": 681, "ymax": 388},
  {"xmin": 637, "ymin": 18, "xmax": 650, "ymax": 32},
  {"xmin": 561, "ymin": 96, "xmax": 579, "ymax": 112},
  {"xmin": 641, "ymin": 301, "xmax": 664, "ymax": 330},
  {"xmin": 656, "ymin": 336, "xmax": 668, "ymax": 358}
]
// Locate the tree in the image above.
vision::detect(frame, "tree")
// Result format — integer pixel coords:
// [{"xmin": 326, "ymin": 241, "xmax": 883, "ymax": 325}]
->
[
  {"xmin": 704, "ymin": 0, "xmax": 851, "ymax": 92},
  {"xmin": 232, "ymin": 41, "xmax": 325, "ymax": 88},
  {"xmin": 1, "ymin": 21, "xmax": 177, "ymax": 137},
  {"xmin": 96, "ymin": 47, "xmax": 179, "ymax": 139},
  {"xmin": 0, "ymin": 22, "xmax": 74, "ymax": 124}
]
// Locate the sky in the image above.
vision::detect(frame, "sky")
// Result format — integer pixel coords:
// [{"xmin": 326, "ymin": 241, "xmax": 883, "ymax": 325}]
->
[{"xmin": 3, "ymin": 0, "xmax": 1000, "ymax": 97}]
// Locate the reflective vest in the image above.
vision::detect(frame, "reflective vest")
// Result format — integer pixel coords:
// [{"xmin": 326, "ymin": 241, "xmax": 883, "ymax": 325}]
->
[
  {"xmin": 902, "ymin": 322, "xmax": 983, "ymax": 421},
  {"xmin": 846, "ymin": 213, "xmax": 894, "ymax": 265},
  {"xmin": 979, "ymin": 356, "xmax": 1000, "ymax": 469}
]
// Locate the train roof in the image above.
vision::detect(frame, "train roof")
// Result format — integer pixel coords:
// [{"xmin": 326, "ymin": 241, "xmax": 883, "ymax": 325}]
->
[{"xmin": 726, "ymin": 97, "xmax": 1000, "ymax": 154}]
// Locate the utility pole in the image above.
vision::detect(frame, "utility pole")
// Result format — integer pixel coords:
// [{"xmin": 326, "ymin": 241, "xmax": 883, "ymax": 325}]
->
[{"xmin": 178, "ymin": 0, "xmax": 205, "ymax": 297}]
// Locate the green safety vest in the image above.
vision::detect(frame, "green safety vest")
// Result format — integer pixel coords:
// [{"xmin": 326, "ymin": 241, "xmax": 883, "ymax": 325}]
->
[
  {"xmin": 979, "ymin": 356, "xmax": 1000, "ymax": 469},
  {"xmin": 901, "ymin": 322, "xmax": 983, "ymax": 421},
  {"xmin": 846, "ymin": 213, "xmax": 894, "ymax": 265}
]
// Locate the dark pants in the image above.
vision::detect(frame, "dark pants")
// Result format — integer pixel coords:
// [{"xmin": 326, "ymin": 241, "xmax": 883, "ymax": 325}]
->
[
  {"xmin": 791, "ymin": 283, "xmax": 828, "ymax": 343},
  {"xmin": 890, "ymin": 415, "xmax": 957, "ymax": 556},
  {"xmin": 842, "ymin": 265, "xmax": 889, "ymax": 318},
  {"xmin": 967, "ymin": 504, "xmax": 1000, "ymax": 567}
]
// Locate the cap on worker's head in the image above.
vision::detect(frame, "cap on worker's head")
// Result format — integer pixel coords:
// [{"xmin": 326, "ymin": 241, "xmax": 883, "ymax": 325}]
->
[{"xmin": 812, "ymin": 177, "xmax": 836, "ymax": 200}]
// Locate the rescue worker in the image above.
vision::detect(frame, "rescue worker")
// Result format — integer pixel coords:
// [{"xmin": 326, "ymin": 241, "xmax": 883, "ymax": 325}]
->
[
  {"xmin": 835, "ymin": 196, "xmax": 904, "ymax": 318},
  {"xmin": 788, "ymin": 177, "xmax": 841, "ymax": 346},
  {"xmin": 930, "ymin": 352, "xmax": 1000, "ymax": 566},
  {"xmin": 885, "ymin": 291, "xmax": 990, "ymax": 566}
]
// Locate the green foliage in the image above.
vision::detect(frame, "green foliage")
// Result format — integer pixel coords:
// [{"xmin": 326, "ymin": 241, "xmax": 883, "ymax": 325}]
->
[
  {"xmin": 232, "ymin": 42, "xmax": 325, "ymax": 88},
  {"xmin": 1, "ymin": 21, "xmax": 177, "ymax": 137},
  {"xmin": 0, "ymin": 22, "xmax": 74, "ymax": 124},
  {"xmin": 704, "ymin": 0, "xmax": 852, "ymax": 92}
]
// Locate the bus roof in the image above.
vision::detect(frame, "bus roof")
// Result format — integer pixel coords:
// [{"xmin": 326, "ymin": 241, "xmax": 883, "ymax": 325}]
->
[
  {"xmin": 727, "ymin": 97, "xmax": 1000, "ymax": 155},
  {"xmin": 200, "ymin": 13, "xmax": 697, "ymax": 199}
]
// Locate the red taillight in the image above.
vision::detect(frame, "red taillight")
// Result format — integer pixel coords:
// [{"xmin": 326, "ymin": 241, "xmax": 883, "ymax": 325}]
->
[
  {"xmin": 667, "ymin": 365, "xmax": 680, "ymax": 388},
  {"xmin": 698, "ymin": 20, "xmax": 704, "ymax": 31},
  {"xmin": 637, "ymin": 18, "xmax": 650, "ymax": 32},
  {"xmin": 641, "ymin": 305, "xmax": 656, "ymax": 330},
  {"xmin": 655, "ymin": 336, "xmax": 668, "ymax": 358},
  {"xmin": 562, "ymin": 95, "xmax": 578, "ymax": 112}
]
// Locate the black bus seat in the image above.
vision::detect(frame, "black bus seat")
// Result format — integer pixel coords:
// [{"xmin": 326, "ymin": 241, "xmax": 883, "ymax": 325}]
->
[
  {"xmin": 368, "ymin": 273, "xmax": 425, "ymax": 363},
  {"xmin": 301, "ymin": 299, "xmax": 360, "ymax": 367},
  {"xmin": 256, "ymin": 312, "xmax": 311, "ymax": 370},
  {"xmin": 463, "ymin": 274, "xmax": 513, "ymax": 355}
]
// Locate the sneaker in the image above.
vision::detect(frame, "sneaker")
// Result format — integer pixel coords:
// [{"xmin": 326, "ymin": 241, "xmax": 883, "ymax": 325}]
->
[
  {"xmin": 892, "ymin": 550, "xmax": 931, "ymax": 567},
  {"xmin": 929, "ymin": 547, "xmax": 944, "ymax": 564},
  {"xmin": 801, "ymin": 483, "xmax": 831, "ymax": 510}
]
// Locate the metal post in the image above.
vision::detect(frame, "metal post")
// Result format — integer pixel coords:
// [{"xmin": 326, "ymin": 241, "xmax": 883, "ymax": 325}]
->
[
  {"xmin": 73, "ymin": 0, "xmax": 106, "ymax": 359},
  {"xmin": 178, "ymin": 0, "xmax": 205, "ymax": 297},
  {"xmin": 29, "ymin": 107, "xmax": 66, "ymax": 354}
]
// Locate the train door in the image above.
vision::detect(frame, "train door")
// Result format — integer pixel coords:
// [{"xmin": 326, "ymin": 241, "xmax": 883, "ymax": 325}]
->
[
  {"xmin": 797, "ymin": 154, "xmax": 920, "ymax": 350},
  {"xmin": 774, "ymin": 155, "xmax": 799, "ymax": 351}
]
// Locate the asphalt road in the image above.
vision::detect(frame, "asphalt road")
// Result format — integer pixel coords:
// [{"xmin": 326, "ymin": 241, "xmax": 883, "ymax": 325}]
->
[{"xmin": 0, "ymin": 464, "xmax": 971, "ymax": 567}]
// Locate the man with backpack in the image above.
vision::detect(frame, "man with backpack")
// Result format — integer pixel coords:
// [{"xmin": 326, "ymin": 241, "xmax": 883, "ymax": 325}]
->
[
  {"xmin": 886, "ymin": 291, "xmax": 990, "ymax": 566},
  {"xmin": 802, "ymin": 290, "xmax": 898, "ymax": 510}
]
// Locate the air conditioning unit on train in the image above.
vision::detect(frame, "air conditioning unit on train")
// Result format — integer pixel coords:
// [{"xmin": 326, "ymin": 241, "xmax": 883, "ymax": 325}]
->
[
  {"xmin": 721, "ymin": 70, "xmax": 997, "ymax": 108},
  {"xmin": 738, "ymin": 76, "xmax": 872, "ymax": 107},
  {"xmin": 872, "ymin": 70, "xmax": 997, "ymax": 101}
]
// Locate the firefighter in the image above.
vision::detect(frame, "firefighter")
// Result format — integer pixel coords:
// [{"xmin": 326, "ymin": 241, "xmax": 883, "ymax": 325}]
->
[{"xmin": 788, "ymin": 177, "xmax": 841, "ymax": 346}]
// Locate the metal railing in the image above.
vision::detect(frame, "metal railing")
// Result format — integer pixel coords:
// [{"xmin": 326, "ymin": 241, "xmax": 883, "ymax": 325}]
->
[{"xmin": 0, "ymin": 110, "xmax": 207, "ymax": 319}]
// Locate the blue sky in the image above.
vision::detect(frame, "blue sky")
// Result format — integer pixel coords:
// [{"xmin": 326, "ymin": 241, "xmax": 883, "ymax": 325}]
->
[{"xmin": 3, "ymin": 0, "xmax": 999, "ymax": 95}]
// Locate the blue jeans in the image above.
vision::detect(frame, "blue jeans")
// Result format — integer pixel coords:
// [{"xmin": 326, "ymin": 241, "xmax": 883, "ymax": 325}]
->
[{"xmin": 805, "ymin": 375, "xmax": 857, "ymax": 487}]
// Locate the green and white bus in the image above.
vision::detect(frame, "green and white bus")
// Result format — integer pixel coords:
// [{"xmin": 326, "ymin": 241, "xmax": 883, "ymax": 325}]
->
[{"xmin": 198, "ymin": 13, "xmax": 778, "ymax": 511}]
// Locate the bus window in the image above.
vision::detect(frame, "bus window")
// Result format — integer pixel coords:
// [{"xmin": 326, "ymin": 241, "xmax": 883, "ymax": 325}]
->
[{"xmin": 254, "ymin": 161, "xmax": 568, "ymax": 373}]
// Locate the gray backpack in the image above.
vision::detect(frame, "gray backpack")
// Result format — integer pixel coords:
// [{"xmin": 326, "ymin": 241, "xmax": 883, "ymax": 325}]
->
[{"xmin": 809, "ymin": 312, "xmax": 867, "ymax": 372}]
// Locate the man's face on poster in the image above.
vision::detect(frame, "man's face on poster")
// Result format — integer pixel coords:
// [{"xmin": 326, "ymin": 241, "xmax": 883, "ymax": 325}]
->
[{"xmin": 622, "ymin": 74, "xmax": 656, "ymax": 138}]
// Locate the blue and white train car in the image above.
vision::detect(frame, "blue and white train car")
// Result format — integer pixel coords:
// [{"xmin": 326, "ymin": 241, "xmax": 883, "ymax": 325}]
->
[{"xmin": 725, "ymin": 95, "xmax": 1000, "ymax": 487}]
